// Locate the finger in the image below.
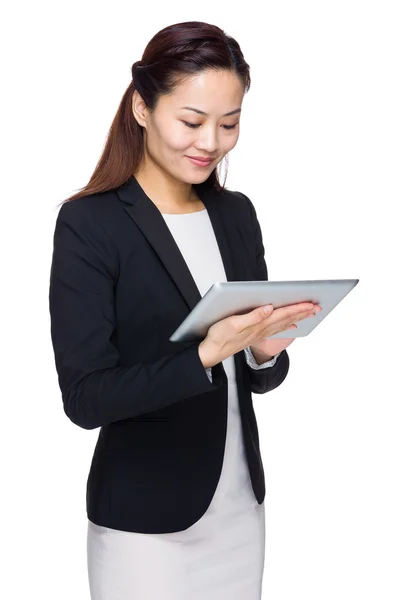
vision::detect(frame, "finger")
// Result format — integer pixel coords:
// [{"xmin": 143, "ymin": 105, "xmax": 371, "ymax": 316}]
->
[
  {"xmin": 262, "ymin": 308, "xmax": 316, "ymax": 337},
  {"xmin": 232, "ymin": 305, "xmax": 274, "ymax": 332},
  {"xmin": 276, "ymin": 302, "xmax": 318, "ymax": 320},
  {"xmin": 270, "ymin": 304, "xmax": 320, "ymax": 326}
]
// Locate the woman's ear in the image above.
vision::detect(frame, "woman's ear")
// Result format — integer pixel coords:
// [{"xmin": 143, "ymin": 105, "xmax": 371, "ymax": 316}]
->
[{"xmin": 132, "ymin": 91, "xmax": 148, "ymax": 129}]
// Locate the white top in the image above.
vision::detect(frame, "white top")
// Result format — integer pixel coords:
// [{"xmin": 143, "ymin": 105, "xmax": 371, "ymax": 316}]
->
[
  {"xmin": 87, "ymin": 208, "xmax": 280, "ymax": 600},
  {"xmin": 162, "ymin": 209, "xmax": 280, "ymax": 381}
]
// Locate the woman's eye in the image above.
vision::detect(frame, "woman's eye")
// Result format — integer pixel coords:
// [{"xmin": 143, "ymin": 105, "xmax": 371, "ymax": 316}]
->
[{"xmin": 182, "ymin": 121, "xmax": 238, "ymax": 130}]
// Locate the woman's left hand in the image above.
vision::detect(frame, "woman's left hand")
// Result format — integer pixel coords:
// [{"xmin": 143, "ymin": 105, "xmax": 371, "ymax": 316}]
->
[{"xmin": 250, "ymin": 302, "xmax": 322, "ymax": 358}]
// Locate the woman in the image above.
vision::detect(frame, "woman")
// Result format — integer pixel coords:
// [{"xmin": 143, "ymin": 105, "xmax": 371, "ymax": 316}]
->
[{"xmin": 49, "ymin": 20, "xmax": 321, "ymax": 600}]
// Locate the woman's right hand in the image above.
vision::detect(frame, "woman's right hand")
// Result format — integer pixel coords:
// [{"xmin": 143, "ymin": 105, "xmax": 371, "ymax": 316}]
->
[{"xmin": 198, "ymin": 302, "xmax": 321, "ymax": 368}]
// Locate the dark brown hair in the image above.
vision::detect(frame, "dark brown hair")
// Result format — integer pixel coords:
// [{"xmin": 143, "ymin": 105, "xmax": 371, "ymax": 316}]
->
[{"xmin": 61, "ymin": 21, "xmax": 251, "ymax": 205}]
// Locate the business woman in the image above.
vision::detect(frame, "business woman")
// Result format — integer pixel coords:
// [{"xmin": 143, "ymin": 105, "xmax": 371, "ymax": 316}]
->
[{"xmin": 49, "ymin": 20, "xmax": 320, "ymax": 600}]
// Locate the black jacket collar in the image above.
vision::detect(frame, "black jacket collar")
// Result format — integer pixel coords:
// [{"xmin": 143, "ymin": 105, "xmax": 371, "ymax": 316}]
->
[{"xmin": 116, "ymin": 175, "xmax": 242, "ymax": 312}]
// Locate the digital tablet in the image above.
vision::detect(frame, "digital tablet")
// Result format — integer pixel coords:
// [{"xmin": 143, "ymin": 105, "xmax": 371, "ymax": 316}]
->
[{"xmin": 169, "ymin": 278, "xmax": 359, "ymax": 342}]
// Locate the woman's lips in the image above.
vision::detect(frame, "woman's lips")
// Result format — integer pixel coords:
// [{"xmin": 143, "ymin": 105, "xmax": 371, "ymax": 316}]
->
[{"xmin": 186, "ymin": 156, "xmax": 214, "ymax": 167}]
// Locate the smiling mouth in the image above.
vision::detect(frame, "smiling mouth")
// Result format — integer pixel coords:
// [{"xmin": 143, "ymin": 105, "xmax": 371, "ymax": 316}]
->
[{"xmin": 186, "ymin": 156, "xmax": 215, "ymax": 166}]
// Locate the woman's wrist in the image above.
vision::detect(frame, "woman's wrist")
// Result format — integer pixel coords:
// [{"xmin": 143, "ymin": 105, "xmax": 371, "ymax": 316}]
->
[
  {"xmin": 249, "ymin": 346, "xmax": 275, "ymax": 365},
  {"xmin": 198, "ymin": 340, "xmax": 216, "ymax": 369}
]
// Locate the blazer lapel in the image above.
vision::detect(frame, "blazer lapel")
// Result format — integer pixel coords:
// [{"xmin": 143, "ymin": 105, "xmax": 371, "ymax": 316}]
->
[{"xmin": 116, "ymin": 175, "xmax": 244, "ymax": 312}]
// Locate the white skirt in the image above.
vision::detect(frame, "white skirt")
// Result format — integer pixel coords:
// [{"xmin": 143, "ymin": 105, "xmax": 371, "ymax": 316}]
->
[
  {"xmin": 87, "ymin": 356, "xmax": 266, "ymax": 600},
  {"xmin": 87, "ymin": 502, "xmax": 265, "ymax": 600}
]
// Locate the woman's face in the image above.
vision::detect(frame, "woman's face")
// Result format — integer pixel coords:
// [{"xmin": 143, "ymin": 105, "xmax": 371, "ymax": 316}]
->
[{"xmin": 133, "ymin": 68, "xmax": 245, "ymax": 184}]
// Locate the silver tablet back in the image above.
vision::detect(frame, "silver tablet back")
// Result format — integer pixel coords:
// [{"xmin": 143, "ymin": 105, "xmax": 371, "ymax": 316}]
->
[{"xmin": 169, "ymin": 279, "xmax": 359, "ymax": 342}]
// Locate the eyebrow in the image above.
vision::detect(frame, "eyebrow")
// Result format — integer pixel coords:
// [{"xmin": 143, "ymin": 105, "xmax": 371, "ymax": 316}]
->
[{"xmin": 180, "ymin": 106, "xmax": 241, "ymax": 117}]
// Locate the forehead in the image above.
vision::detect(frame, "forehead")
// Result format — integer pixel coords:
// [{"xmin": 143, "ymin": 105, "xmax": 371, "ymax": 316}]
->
[{"xmin": 161, "ymin": 69, "xmax": 245, "ymax": 114}]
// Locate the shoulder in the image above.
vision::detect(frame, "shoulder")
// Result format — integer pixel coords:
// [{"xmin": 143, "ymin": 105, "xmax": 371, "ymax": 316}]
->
[
  {"xmin": 218, "ymin": 187, "xmax": 256, "ymax": 222},
  {"xmin": 53, "ymin": 190, "xmax": 121, "ymax": 258},
  {"xmin": 57, "ymin": 189, "xmax": 120, "ymax": 225},
  {"xmin": 55, "ymin": 192, "xmax": 125, "ymax": 253},
  {"xmin": 220, "ymin": 186, "xmax": 251, "ymax": 205},
  {"xmin": 52, "ymin": 190, "xmax": 120, "ymax": 277}
]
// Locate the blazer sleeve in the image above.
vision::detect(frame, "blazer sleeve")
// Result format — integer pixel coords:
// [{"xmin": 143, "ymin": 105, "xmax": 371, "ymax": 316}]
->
[
  {"xmin": 236, "ymin": 191, "xmax": 290, "ymax": 395},
  {"xmin": 244, "ymin": 346, "xmax": 281, "ymax": 369},
  {"xmin": 49, "ymin": 200, "xmax": 220, "ymax": 431},
  {"xmin": 205, "ymin": 348, "xmax": 281, "ymax": 384}
]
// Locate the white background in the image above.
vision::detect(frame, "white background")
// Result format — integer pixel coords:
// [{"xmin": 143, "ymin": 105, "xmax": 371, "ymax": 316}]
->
[{"xmin": 2, "ymin": 1, "xmax": 415, "ymax": 598}]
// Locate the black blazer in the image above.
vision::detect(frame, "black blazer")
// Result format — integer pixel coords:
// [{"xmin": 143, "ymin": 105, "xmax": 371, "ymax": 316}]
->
[{"xmin": 49, "ymin": 175, "xmax": 290, "ymax": 534}]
